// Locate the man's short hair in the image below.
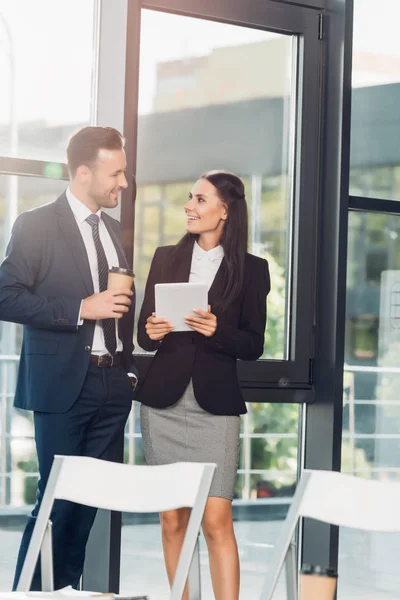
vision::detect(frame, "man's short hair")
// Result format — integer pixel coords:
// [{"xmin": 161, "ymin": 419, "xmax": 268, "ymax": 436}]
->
[{"xmin": 67, "ymin": 126, "xmax": 125, "ymax": 177}]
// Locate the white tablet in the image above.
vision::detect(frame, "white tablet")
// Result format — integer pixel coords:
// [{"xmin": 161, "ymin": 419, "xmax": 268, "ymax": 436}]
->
[{"xmin": 155, "ymin": 282, "xmax": 208, "ymax": 332}]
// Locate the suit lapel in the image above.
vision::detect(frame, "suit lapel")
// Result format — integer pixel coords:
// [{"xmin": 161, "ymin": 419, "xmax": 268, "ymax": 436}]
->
[
  {"xmin": 171, "ymin": 244, "xmax": 192, "ymax": 283},
  {"xmin": 208, "ymin": 257, "xmax": 227, "ymax": 308},
  {"xmin": 54, "ymin": 194, "xmax": 94, "ymax": 296},
  {"xmin": 169, "ymin": 240, "xmax": 227, "ymax": 308}
]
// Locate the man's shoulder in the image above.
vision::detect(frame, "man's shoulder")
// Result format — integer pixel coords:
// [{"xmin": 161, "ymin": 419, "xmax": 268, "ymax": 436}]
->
[
  {"xmin": 15, "ymin": 193, "xmax": 66, "ymax": 230},
  {"xmin": 21, "ymin": 193, "xmax": 66, "ymax": 218}
]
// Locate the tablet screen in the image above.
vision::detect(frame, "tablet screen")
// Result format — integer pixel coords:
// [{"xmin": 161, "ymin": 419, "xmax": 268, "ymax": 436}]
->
[{"xmin": 155, "ymin": 282, "xmax": 208, "ymax": 332}]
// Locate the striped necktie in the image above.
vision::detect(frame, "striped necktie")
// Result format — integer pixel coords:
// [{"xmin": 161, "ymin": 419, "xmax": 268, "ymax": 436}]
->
[{"xmin": 86, "ymin": 213, "xmax": 117, "ymax": 356}]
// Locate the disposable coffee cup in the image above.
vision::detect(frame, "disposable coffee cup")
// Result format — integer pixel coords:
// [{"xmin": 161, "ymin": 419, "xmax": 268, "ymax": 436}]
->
[
  {"xmin": 300, "ymin": 565, "xmax": 337, "ymax": 600},
  {"xmin": 107, "ymin": 266, "xmax": 135, "ymax": 290}
]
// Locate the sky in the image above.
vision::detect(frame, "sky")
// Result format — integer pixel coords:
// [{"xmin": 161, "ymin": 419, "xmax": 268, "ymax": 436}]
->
[{"xmin": 0, "ymin": 0, "xmax": 399, "ymax": 126}]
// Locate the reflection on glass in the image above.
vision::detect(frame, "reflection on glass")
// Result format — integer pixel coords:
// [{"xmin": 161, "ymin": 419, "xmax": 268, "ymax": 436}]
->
[
  {"xmin": 122, "ymin": 402, "xmax": 298, "ymax": 598},
  {"xmin": 340, "ymin": 211, "xmax": 400, "ymax": 599},
  {"xmin": 134, "ymin": 10, "xmax": 297, "ymax": 359},
  {"xmin": 128, "ymin": 13, "xmax": 299, "ymax": 596},
  {"xmin": 0, "ymin": 175, "xmax": 66, "ymax": 539},
  {"xmin": 350, "ymin": 0, "xmax": 400, "ymax": 200},
  {"xmin": 0, "ymin": 0, "xmax": 96, "ymax": 161},
  {"xmin": 0, "ymin": 520, "xmax": 25, "ymax": 590}
]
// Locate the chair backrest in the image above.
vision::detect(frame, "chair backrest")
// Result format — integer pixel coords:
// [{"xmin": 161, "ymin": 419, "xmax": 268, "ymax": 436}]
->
[
  {"xmin": 260, "ymin": 469, "xmax": 400, "ymax": 600},
  {"xmin": 17, "ymin": 455, "xmax": 216, "ymax": 598},
  {"xmin": 299, "ymin": 469, "xmax": 400, "ymax": 532},
  {"xmin": 52, "ymin": 455, "xmax": 215, "ymax": 513}
]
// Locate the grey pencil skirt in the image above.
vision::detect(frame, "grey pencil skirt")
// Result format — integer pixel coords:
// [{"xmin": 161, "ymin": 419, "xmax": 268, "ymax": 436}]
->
[{"xmin": 140, "ymin": 379, "xmax": 241, "ymax": 500}]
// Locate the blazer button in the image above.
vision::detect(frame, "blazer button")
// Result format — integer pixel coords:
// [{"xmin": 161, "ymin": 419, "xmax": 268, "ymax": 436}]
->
[
  {"xmin": 191, "ymin": 336, "xmax": 196, "ymax": 344},
  {"xmin": 84, "ymin": 346, "xmax": 91, "ymax": 352}
]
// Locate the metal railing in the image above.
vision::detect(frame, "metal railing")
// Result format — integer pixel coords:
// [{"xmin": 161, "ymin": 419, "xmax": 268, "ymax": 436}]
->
[
  {"xmin": 0, "ymin": 354, "xmax": 299, "ymax": 508},
  {"xmin": 2, "ymin": 358, "xmax": 399, "ymax": 508},
  {"xmin": 343, "ymin": 363, "xmax": 400, "ymax": 477},
  {"xmin": 0, "ymin": 354, "xmax": 19, "ymax": 506}
]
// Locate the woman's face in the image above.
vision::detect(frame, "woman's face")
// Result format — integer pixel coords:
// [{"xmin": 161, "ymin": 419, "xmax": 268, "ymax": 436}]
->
[{"xmin": 184, "ymin": 178, "xmax": 227, "ymax": 236}]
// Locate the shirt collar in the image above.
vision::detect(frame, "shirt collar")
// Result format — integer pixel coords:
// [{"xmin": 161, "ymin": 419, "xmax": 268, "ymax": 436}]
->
[
  {"xmin": 66, "ymin": 187, "xmax": 102, "ymax": 224},
  {"xmin": 193, "ymin": 241, "xmax": 224, "ymax": 262}
]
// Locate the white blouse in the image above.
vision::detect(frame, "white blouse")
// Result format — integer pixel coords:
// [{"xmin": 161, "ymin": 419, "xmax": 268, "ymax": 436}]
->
[{"xmin": 189, "ymin": 241, "xmax": 224, "ymax": 290}]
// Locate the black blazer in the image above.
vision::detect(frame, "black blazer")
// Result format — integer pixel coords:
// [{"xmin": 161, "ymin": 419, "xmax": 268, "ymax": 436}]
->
[
  {"xmin": 136, "ymin": 243, "xmax": 270, "ymax": 415},
  {"xmin": 0, "ymin": 193, "xmax": 138, "ymax": 413}
]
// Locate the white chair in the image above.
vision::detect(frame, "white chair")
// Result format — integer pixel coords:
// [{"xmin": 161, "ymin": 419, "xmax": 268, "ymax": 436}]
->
[
  {"xmin": 261, "ymin": 469, "xmax": 400, "ymax": 599},
  {"xmin": 17, "ymin": 455, "xmax": 216, "ymax": 600}
]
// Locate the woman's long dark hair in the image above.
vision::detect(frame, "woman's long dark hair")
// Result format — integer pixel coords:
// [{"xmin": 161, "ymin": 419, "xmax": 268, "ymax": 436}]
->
[{"xmin": 173, "ymin": 170, "xmax": 248, "ymax": 311}]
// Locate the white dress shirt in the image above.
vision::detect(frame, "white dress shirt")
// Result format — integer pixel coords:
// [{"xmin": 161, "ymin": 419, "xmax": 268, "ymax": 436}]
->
[
  {"xmin": 66, "ymin": 188, "xmax": 123, "ymax": 355},
  {"xmin": 189, "ymin": 241, "xmax": 224, "ymax": 290}
]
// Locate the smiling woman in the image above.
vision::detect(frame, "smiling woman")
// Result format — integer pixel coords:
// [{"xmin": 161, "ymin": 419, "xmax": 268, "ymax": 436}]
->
[
  {"xmin": 185, "ymin": 177, "xmax": 228, "ymax": 240},
  {"xmin": 136, "ymin": 170, "xmax": 270, "ymax": 600}
]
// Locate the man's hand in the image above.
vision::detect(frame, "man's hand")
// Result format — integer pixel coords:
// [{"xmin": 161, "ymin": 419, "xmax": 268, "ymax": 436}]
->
[
  {"xmin": 81, "ymin": 288, "xmax": 133, "ymax": 320},
  {"xmin": 128, "ymin": 374, "xmax": 138, "ymax": 391},
  {"xmin": 145, "ymin": 312, "xmax": 173, "ymax": 340}
]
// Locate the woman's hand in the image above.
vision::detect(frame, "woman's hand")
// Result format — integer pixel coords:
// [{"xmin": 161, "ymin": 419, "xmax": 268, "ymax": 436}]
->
[
  {"xmin": 145, "ymin": 312, "xmax": 173, "ymax": 341},
  {"xmin": 185, "ymin": 305, "xmax": 217, "ymax": 337}
]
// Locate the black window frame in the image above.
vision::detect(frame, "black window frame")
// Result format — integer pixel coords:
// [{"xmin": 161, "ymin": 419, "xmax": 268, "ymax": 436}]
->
[{"xmin": 122, "ymin": 0, "xmax": 325, "ymax": 398}]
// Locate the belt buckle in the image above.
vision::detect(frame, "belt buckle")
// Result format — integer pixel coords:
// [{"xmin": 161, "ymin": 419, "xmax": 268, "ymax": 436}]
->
[{"xmin": 97, "ymin": 354, "xmax": 110, "ymax": 367}]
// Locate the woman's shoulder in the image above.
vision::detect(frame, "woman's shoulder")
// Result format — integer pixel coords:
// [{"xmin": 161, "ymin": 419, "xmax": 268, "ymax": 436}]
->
[
  {"xmin": 153, "ymin": 245, "xmax": 177, "ymax": 260},
  {"xmin": 244, "ymin": 252, "xmax": 269, "ymax": 269},
  {"xmin": 244, "ymin": 253, "xmax": 271, "ymax": 292}
]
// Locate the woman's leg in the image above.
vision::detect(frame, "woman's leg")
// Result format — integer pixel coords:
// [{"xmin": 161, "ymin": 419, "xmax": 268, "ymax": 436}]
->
[
  {"xmin": 160, "ymin": 507, "xmax": 191, "ymax": 600},
  {"xmin": 202, "ymin": 497, "xmax": 240, "ymax": 600}
]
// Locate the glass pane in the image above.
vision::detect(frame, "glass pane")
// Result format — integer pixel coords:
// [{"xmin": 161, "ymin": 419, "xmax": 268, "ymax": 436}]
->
[
  {"xmin": 0, "ymin": 522, "xmax": 22, "ymax": 590},
  {"xmin": 0, "ymin": 0, "xmax": 96, "ymax": 161},
  {"xmin": 0, "ymin": 175, "xmax": 67, "ymax": 590},
  {"xmin": 121, "ymin": 402, "xmax": 299, "ymax": 598},
  {"xmin": 0, "ymin": 174, "xmax": 66, "ymax": 353},
  {"xmin": 350, "ymin": 0, "xmax": 400, "ymax": 200},
  {"xmin": 340, "ymin": 211, "xmax": 400, "ymax": 599},
  {"xmin": 134, "ymin": 10, "xmax": 297, "ymax": 360}
]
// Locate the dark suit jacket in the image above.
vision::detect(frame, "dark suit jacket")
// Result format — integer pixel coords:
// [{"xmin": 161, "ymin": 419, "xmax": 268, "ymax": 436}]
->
[
  {"xmin": 0, "ymin": 192, "xmax": 138, "ymax": 413},
  {"xmin": 136, "ymin": 244, "xmax": 270, "ymax": 415}
]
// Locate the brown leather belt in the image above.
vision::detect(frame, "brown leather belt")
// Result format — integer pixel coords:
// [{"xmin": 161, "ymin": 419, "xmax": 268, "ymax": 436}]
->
[{"xmin": 90, "ymin": 353, "xmax": 122, "ymax": 367}]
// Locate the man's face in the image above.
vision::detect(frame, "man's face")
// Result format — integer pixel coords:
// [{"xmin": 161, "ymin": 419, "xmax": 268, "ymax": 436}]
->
[{"xmin": 86, "ymin": 148, "xmax": 128, "ymax": 210}]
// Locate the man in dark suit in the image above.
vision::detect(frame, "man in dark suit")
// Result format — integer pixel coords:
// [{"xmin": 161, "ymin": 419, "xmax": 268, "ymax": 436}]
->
[{"xmin": 0, "ymin": 126, "xmax": 138, "ymax": 590}]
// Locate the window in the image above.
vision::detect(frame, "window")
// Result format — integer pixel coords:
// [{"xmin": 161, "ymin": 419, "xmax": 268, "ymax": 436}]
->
[
  {"xmin": 350, "ymin": 0, "xmax": 400, "ymax": 201},
  {"xmin": 340, "ymin": 211, "xmax": 400, "ymax": 598},
  {"xmin": 134, "ymin": 11, "xmax": 295, "ymax": 362},
  {"xmin": 0, "ymin": 0, "xmax": 97, "ymax": 162},
  {"xmin": 131, "ymin": 3, "xmax": 322, "ymax": 388},
  {"xmin": 0, "ymin": 0, "xmax": 98, "ymax": 590}
]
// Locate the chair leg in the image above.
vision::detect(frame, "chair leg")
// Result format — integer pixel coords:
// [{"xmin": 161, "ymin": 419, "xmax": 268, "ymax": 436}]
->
[
  {"xmin": 187, "ymin": 536, "xmax": 201, "ymax": 600},
  {"xmin": 17, "ymin": 456, "xmax": 63, "ymax": 592},
  {"xmin": 170, "ymin": 466, "xmax": 215, "ymax": 600},
  {"xmin": 259, "ymin": 472, "xmax": 311, "ymax": 600},
  {"xmin": 41, "ymin": 520, "xmax": 54, "ymax": 592},
  {"xmin": 285, "ymin": 542, "xmax": 297, "ymax": 600}
]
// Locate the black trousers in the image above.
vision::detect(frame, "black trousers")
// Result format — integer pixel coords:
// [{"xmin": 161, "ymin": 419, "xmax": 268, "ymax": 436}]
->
[{"xmin": 13, "ymin": 364, "xmax": 133, "ymax": 591}]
